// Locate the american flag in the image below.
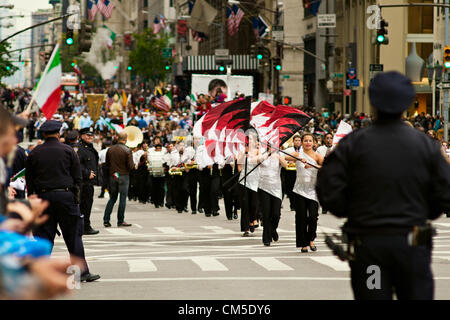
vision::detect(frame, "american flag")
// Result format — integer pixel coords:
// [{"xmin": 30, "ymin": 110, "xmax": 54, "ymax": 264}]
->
[
  {"xmin": 192, "ymin": 30, "xmax": 207, "ymax": 42},
  {"xmin": 226, "ymin": 7, "xmax": 235, "ymax": 36},
  {"xmin": 153, "ymin": 16, "xmax": 161, "ymax": 34},
  {"xmin": 154, "ymin": 92, "xmax": 170, "ymax": 112},
  {"xmin": 160, "ymin": 14, "xmax": 169, "ymax": 31},
  {"xmin": 97, "ymin": 0, "xmax": 115, "ymax": 19},
  {"xmin": 88, "ymin": 0, "xmax": 99, "ymax": 21},
  {"xmin": 232, "ymin": 5, "xmax": 244, "ymax": 35}
]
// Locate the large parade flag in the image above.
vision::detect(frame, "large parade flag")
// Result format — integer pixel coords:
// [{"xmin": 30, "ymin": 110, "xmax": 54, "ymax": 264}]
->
[
  {"xmin": 250, "ymin": 100, "xmax": 275, "ymax": 129},
  {"xmin": 332, "ymin": 120, "xmax": 352, "ymax": 147},
  {"xmin": 33, "ymin": 44, "xmax": 61, "ymax": 120},
  {"xmin": 256, "ymin": 104, "xmax": 311, "ymax": 147}
]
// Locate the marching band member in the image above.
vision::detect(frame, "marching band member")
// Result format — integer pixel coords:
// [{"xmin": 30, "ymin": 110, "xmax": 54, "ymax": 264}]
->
[
  {"xmin": 195, "ymin": 139, "xmax": 208, "ymax": 216},
  {"xmin": 237, "ymin": 128, "xmax": 260, "ymax": 237},
  {"xmin": 285, "ymin": 133, "xmax": 324, "ymax": 253},
  {"xmin": 257, "ymin": 143, "xmax": 287, "ymax": 246},
  {"xmin": 148, "ymin": 143, "xmax": 166, "ymax": 208},
  {"xmin": 182, "ymin": 138, "xmax": 199, "ymax": 214},
  {"xmin": 220, "ymin": 155, "xmax": 239, "ymax": 220},
  {"xmin": 282, "ymin": 135, "xmax": 302, "ymax": 211},
  {"xmin": 173, "ymin": 141, "xmax": 188, "ymax": 213},
  {"xmin": 163, "ymin": 142, "xmax": 178, "ymax": 210}
]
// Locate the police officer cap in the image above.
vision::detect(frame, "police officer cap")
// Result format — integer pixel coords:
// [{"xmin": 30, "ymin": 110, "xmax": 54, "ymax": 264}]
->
[
  {"xmin": 79, "ymin": 127, "xmax": 94, "ymax": 135},
  {"xmin": 66, "ymin": 130, "xmax": 79, "ymax": 141},
  {"xmin": 39, "ymin": 120, "xmax": 62, "ymax": 133},
  {"xmin": 369, "ymin": 71, "xmax": 415, "ymax": 114}
]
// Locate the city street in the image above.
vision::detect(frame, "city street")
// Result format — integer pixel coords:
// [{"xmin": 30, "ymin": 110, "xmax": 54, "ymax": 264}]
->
[{"xmin": 53, "ymin": 187, "xmax": 450, "ymax": 300}]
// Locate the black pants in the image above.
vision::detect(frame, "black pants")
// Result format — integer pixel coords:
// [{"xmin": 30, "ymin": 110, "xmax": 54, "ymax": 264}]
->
[
  {"xmin": 135, "ymin": 165, "xmax": 150, "ymax": 203},
  {"xmin": 99, "ymin": 164, "xmax": 109, "ymax": 196},
  {"xmin": 199, "ymin": 170, "xmax": 219, "ymax": 215},
  {"xmin": 294, "ymin": 194, "xmax": 318, "ymax": 248},
  {"xmin": 151, "ymin": 176, "xmax": 165, "ymax": 206},
  {"xmin": 349, "ymin": 234, "xmax": 433, "ymax": 300},
  {"xmin": 284, "ymin": 170, "xmax": 297, "ymax": 210},
  {"xmin": 174, "ymin": 174, "xmax": 188, "ymax": 212},
  {"xmin": 210, "ymin": 173, "xmax": 220, "ymax": 213},
  {"xmin": 128, "ymin": 168, "xmax": 138, "ymax": 201},
  {"xmin": 221, "ymin": 165, "xmax": 240, "ymax": 219},
  {"xmin": 80, "ymin": 183, "xmax": 94, "ymax": 229},
  {"xmin": 258, "ymin": 189, "xmax": 281, "ymax": 244},
  {"xmin": 186, "ymin": 169, "xmax": 199, "ymax": 212},
  {"xmin": 33, "ymin": 191, "xmax": 89, "ymax": 274},
  {"xmin": 165, "ymin": 173, "xmax": 175, "ymax": 207},
  {"xmin": 239, "ymin": 184, "xmax": 259, "ymax": 232}
]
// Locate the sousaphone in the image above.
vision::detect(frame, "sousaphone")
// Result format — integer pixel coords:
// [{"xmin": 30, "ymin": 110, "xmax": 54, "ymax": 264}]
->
[{"xmin": 123, "ymin": 126, "xmax": 143, "ymax": 148}]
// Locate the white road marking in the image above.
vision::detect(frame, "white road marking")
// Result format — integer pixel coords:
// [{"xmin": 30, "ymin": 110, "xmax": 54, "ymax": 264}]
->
[
  {"xmin": 127, "ymin": 259, "xmax": 157, "ymax": 272},
  {"xmin": 155, "ymin": 227, "xmax": 184, "ymax": 234},
  {"xmin": 435, "ymin": 223, "xmax": 450, "ymax": 228},
  {"xmin": 133, "ymin": 224, "xmax": 143, "ymax": 229},
  {"xmin": 200, "ymin": 226, "xmax": 234, "ymax": 234},
  {"xmin": 191, "ymin": 257, "xmax": 228, "ymax": 271},
  {"xmin": 251, "ymin": 257, "xmax": 294, "ymax": 271},
  {"xmin": 276, "ymin": 228, "xmax": 294, "ymax": 233},
  {"xmin": 105, "ymin": 228, "xmax": 133, "ymax": 235},
  {"xmin": 97, "ymin": 276, "xmax": 351, "ymax": 282},
  {"xmin": 317, "ymin": 226, "xmax": 340, "ymax": 234},
  {"xmin": 310, "ymin": 256, "xmax": 351, "ymax": 271}
]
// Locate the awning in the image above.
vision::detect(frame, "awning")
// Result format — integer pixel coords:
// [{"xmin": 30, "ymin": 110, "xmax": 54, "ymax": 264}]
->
[{"xmin": 183, "ymin": 55, "xmax": 258, "ymax": 71}]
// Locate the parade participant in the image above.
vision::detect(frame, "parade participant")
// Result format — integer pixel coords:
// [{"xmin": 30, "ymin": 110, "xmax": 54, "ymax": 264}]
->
[
  {"xmin": 258, "ymin": 144, "xmax": 287, "ymax": 246},
  {"xmin": 163, "ymin": 142, "xmax": 178, "ymax": 210},
  {"xmin": 75, "ymin": 127, "xmax": 100, "ymax": 235},
  {"xmin": 173, "ymin": 141, "xmax": 188, "ymax": 213},
  {"xmin": 181, "ymin": 138, "xmax": 199, "ymax": 214},
  {"xmin": 209, "ymin": 162, "xmax": 221, "ymax": 217},
  {"xmin": 237, "ymin": 128, "xmax": 260, "ymax": 236},
  {"xmin": 282, "ymin": 135, "xmax": 302, "ymax": 211},
  {"xmin": 98, "ymin": 140, "xmax": 111, "ymax": 198},
  {"xmin": 103, "ymin": 132, "xmax": 134, "ymax": 227},
  {"xmin": 220, "ymin": 155, "xmax": 239, "ymax": 220},
  {"xmin": 148, "ymin": 144, "xmax": 166, "ymax": 208},
  {"xmin": 316, "ymin": 132, "xmax": 333, "ymax": 158},
  {"xmin": 25, "ymin": 120, "xmax": 100, "ymax": 282},
  {"xmin": 286, "ymin": 133, "xmax": 323, "ymax": 253},
  {"xmin": 316, "ymin": 71, "xmax": 450, "ymax": 300},
  {"xmin": 195, "ymin": 139, "xmax": 208, "ymax": 215}
]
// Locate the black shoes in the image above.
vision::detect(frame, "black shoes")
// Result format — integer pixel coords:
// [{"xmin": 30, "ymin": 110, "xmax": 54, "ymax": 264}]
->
[
  {"xmin": 192, "ymin": 211, "xmax": 197, "ymax": 215},
  {"xmin": 183, "ymin": 208, "xmax": 189, "ymax": 213},
  {"xmin": 103, "ymin": 222, "xmax": 111, "ymax": 228},
  {"xmin": 98, "ymin": 194, "xmax": 105, "ymax": 199},
  {"xmin": 205, "ymin": 213, "xmax": 211, "ymax": 217},
  {"xmin": 300, "ymin": 247, "xmax": 308, "ymax": 253},
  {"xmin": 243, "ymin": 231, "xmax": 250, "ymax": 237},
  {"xmin": 177, "ymin": 210, "xmax": 183, "ymax": 213},
  {"xmin": 263, "ymin": 242, "xmax": 270, "ymax": 247},
  {"xmin": 233, "ymin": 210, "xmax": 238, "ymax": 220},
  {"xmin": 310, "ymin": 243, "xmax": 317, "ymax": 252},
  {"xmin": 165, "ymin": 204, "xmax": 172, "ymax": 209},
  {"xmin": 272, "ymin": 230, "xmax": 279, "ymax": 242},
  {"xmin": 198, "ymin": 208, "xmax": 204, "ymax": 213},
  {"xmin": 81, "ymin": 273, "xmax": 101, "ymax": 282},
  {"xmin": 212, "ymin": 211, "xmax": 219, "ymax": 216},
  {"xmin": 84, "ymin": 227, "xmax": 99, "ymax": 235},
  {"xmin": 249, "ymin": 225, "xmax": 255, "ymax": 233},
  {"xmin": 118, "ymin": 222, "xmax": 132, "ymax": 227}
]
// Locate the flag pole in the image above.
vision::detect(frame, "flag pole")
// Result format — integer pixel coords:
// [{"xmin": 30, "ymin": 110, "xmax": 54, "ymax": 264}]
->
[{"xmin": 24, "ymin": 43, "xmax": 60, "ymax": 114}]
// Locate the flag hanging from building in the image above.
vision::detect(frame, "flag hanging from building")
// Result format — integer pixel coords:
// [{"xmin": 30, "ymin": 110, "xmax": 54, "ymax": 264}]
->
[
  {"xmin": 88, "ymin": 0, "xmax": 99, "ymax": 21},
  {"xmin": 97, "ymin": 0, "xmax": 115, "ymax": 19},
  {"xmin": 160, "ymin": 14, "xmax": 170, "ymax": 31},
  {"xmin": 153, "ymin": 16, "xmax": 162, "ymax": 34},
  {"xmin": 252, "ymin": 15, "xmax": 269, "ymax": 40},
  {"xmin": 226, "ymin": 7, "xmax": 235, "ymax": 36},
  {"xmin": 34, "ymin": 44, "xmax": 62, "ymax": 120},
  {"xmin": 232, "ymin": 4, "xmax": 244, "ymax": 35},
  {"xmin": 188, "ymin": 0, "xmax": 218, "ymax": 34},
  {"xmin": 103, "ymin": 25, "xmax": 116, "ymax": 48}
]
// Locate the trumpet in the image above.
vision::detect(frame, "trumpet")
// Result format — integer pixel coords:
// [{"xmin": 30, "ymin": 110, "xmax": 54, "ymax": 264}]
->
[
  {"xmin": 286, "ymin": 162, "xmax": 297, "ymax": 171},
  {"xmin": 169, "ymin": 166, "xmax": 184, "ymax": 175},
  {"xmin": 184, "ymin": 162, "xmax": 198, "ymax": 170}
]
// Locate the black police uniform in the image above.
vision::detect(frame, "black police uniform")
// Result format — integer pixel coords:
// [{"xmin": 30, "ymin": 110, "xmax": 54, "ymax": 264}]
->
[
  {"xmin": 25, "ymin": 121, "xmax": 99, "ymax": 281},
  {"xmin": 74, "ymin": 128, "xmax": 99, "ymax": 234},
  {"xmin": 316, "ymin": 72, "xmax": 450, "ymax": 300}
]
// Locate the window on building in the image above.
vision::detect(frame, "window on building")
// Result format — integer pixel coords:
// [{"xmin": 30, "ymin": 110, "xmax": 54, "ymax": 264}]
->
[
  {"xmin": 144, "ymin": 20, "xmax": 148, "ymax": 29},
  {"xmin": 170, "ymin": 0, "xmax": 174, "ymax": 7},
  {"xmin": 143, "ymin": 0, "xmax": 148, "ymax": 7}
]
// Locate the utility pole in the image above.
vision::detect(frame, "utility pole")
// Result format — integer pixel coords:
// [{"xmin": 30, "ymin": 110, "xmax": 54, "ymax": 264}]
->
[
  {"xmin": 274, "ymin": 0, "xmax": 281, "ymax": 106},
  {"xmin": 445, "ymin": 0, "xmax": 449, "ymax": 142}
]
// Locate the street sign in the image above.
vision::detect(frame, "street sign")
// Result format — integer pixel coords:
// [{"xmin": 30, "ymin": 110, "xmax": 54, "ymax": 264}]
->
[
  {"xmin": 272, "ymin": 25, "xmax": 284, "ymax": 41},
  {"xmin": 162, "ymin": 48, "xmax": 172, "ymax": 58},
  {"xmin": 332, "ymin": 73, "xmax": 344, "ymax": 79},
  {"xmin": 317, "ymin": 14, "xmax": 336, "ymax": 28},
  {"xmin": 437, "ymin": 82, "xmax": 450, "ymax": 89},
  {"xmin": 282, "ymin": 75, "xmax": 290, "ymax": 79},
  {"xmin": 369, "ymin": 64, "xmax": 383, "ymax": 80},
  {"xmin": 348, "ymin": 67, "xmax": 356, "ymax": 79},
  {"xmin": 215, "ymin": 49, "xmax": 230, "ymax": 61},
  {"xmin": 344, "ymin": 89, "xmax": 352, "ymax": 96},
  {"xmin": 352, "ymin": 79, "xmax": 360, "ymax": 87}
]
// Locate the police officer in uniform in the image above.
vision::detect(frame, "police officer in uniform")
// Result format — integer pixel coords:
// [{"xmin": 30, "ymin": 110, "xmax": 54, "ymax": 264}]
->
[
  {"xmin": 316, "ymin": 71, "xmax": 450, "ymax": 300},
  {"xmin": 75, "ymin": 127, "xmax": 99, "ymax": 235},
  {"xmin": 25, "ymin": 120, "xmax": 100, "ymax": 282}
]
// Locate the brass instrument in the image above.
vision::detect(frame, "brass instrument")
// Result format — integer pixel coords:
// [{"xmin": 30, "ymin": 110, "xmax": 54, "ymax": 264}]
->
[
  {"xmin": 169, "ymin": 166, "xmax": 184, "ymax": 175},
  {"xmin": 286, "ymin": 162, "xmax": 297, "ymax": 171},
  {"xmin": 123, "ymin": 126, "xmax": 143, "ymax": 148},
  {"xmin": 184, "ymin": 162, "xmax": 198, "ymax": 170}
]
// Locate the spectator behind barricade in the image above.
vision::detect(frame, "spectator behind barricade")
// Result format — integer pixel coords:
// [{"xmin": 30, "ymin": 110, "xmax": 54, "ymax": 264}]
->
[{"xmin": 80, "ymin": 113, "xmax": 93, "ymax": 129}]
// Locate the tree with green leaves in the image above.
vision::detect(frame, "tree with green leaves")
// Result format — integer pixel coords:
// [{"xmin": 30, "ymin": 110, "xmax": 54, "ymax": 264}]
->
[
  {"xmin": 129, "ymin": 28, "xmax": 173, "ymax": 85},
  {"xmin": 0, "ymin": 42, "xmax": 19, "ymax": 82}
]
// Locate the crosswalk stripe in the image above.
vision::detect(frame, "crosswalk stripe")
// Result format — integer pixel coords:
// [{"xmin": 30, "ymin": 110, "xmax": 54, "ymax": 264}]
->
[
  {"xmin": 317, "ymin": 226, "xmax": 340, "ymax": 234},
  {"xmin": 251, "ymin": 257, "xmax": 294, "ymax": 271},
  {"xmin": 435, "ymin": 223, "xmax": 450, "ymax": 228},
  {"xmin": 200, "ymin": 226, "xmax": 234, "ymax": 234},
  {"xmin": 276, "ymin": 228, "xmax": 293, "ymax": 233},
  {"xmin": 127, "ymin": 259, "xmax": 157, "ymax": 272},
  {"xmin": 155, "ymin": 227, "xmax": 184, "ymax": 234},
  {"xmin": 105, "ymin": 228, "xmax": 133, "ymax": 235},
  {"xmin": 310, "ymin": 256, "xmax": 350, "ymax": 271},
  {"xmin": 191, "ymin": 257, "xmax": 228, "ymax": 271}
]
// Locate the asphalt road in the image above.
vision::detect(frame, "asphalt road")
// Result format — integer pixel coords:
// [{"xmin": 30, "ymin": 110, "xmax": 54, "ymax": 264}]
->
[{"xmin": 52, "ymin": 187, "xmax": 450, "ymax": 300}]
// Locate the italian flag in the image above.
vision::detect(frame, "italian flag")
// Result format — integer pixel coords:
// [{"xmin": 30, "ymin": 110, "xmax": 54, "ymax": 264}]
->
[
  {"xmin": 34, "ymin": 44, "xmax": 61, "ymax": 120},
  {"xmin": 11, "ymin": 168, "xmax": 25, "ymax": 182},
  {"xmin": 106, "ymin": 120, "xmax": 123, "ymax": 133}
]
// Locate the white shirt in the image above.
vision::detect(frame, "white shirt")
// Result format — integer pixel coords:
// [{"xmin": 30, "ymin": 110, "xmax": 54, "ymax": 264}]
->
[
  {"xmin": 195, "ymin": 145, "xmax": 207, "ymax": 170},
  {"xmin": 133, "ymin": 150, "xmax": 145, "ymax": 167},
  {"xmin": 238, "ymin": 152, "xmax": 260, "ymax": 192},
  {"xmin": 99, "ymin": 148, "xmax": 109, "ymax": 164},
  {"xmin": 293, "ymin": 150, "xmax": 319, "ymax": 202},
  {"xmin": 316, "ymin": 145, "xmax": 331, "ymax": 158},
  {"xmin": 163, "ymin": 150, "xmax": 180, "ymax": 167},
  {"xmin": 149, "ymin": 146, "xmax": 167, "ymax": 155},
  {"xmin": 258, "ymin": 153, "xmax": 282, "ymax": 200},
  {"xmin": 181, "ymin": 146, "xmax": 196, "ymax": 164}
]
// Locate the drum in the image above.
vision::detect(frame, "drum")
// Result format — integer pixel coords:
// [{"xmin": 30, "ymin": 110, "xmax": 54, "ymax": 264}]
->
[{"xmin": 148, "ymin": 151, "xmax": 165, "ymax": 177}]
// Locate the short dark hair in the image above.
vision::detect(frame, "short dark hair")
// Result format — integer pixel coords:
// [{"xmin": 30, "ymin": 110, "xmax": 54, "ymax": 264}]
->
[
  {"xmin": 301, "ymin": 133, "xmax": 316, "ymax": 142},
  {"xmin": 208, "ymin": 79, "xmax": 227, "ymax": 92},
  {"xmin": 0, "ymin": 105, "xmax": 13, "ymax": 137}
]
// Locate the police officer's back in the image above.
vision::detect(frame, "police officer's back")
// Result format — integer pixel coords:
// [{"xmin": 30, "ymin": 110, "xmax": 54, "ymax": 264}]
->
[
  {"xmin": 316, "ymin": 72, "xmax": 450, "ymax": 300},
  {"xmin": 25, "ymin": 120, "xmax": 100, "ymax": 282}
]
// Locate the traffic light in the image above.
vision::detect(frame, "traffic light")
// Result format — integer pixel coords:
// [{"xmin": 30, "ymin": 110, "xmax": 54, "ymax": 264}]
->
[
  {"xmin": 376, "ymin": 19, "xmax": 388, "ymax": 45},
  {"xmin": 79, "ymin": 22, "xmax": 93, "ymax": 53},
  {"xmin": 444, "ymin": 46, "xmax": 450, "ymax": 69},
  {"xmin": 273, "ymin": 57, "xmax": 281, "ymax": 71},
  {"xmin": 127, "ymin": 66, "xmax": 132, "ymax": 71},
  {"xmin": 65, "ymin": 30, "xmax": 74, "ymax": 46},
  {"xmin": 250, "ymin": 44, "xmax": 267, "ymax": 61},
  {"xmin": 164, "ymin": 61, "xmax": 172, "ymax": 71},
  {"xmin": 282, "ymin": 96, "xmax": 292, "ymax": 105}
]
